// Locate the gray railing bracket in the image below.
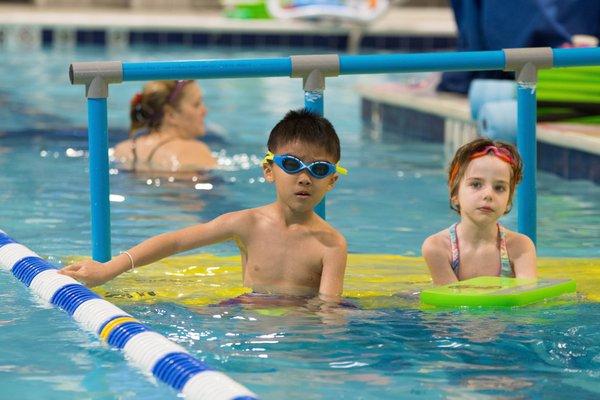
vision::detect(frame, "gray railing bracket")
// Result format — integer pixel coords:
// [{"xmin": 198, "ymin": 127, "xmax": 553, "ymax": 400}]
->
[
  {"xmin": 503, "ymin": 47, "xmax": 553, "ymax": 86},
  {"xmin": 69, "ymin": 61, "xmax": 123, "ymax": 98},
  {"xmin": 291, "ymin": 54, "xmax": 340, "ymax": 92}
]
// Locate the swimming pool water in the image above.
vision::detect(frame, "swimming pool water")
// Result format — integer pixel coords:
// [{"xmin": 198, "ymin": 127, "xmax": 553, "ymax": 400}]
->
[{"xmin": 1, "ymin": 46, "xmax": 599, "ymax": 399}]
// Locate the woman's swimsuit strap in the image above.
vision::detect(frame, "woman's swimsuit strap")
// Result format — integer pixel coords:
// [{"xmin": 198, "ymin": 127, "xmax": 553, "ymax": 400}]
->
[
  {"xmin": 146, "ymin": 137, "xmax": 178, "ymax": 164},
  {"xmin": 131, "ymin": 136, "xmax": 178, "ymax": 171}
]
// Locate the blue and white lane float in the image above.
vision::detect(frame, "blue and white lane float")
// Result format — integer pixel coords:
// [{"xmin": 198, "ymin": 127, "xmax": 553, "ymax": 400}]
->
[{"xmin": 0, "ymin": 229, "xmax": 257, "ymax": 400}]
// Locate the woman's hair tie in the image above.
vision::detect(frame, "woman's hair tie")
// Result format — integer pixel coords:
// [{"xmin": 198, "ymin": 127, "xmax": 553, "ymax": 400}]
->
[
  {"xmin": 130, "ymin": 92, "xmax": 143, "ymax": 106},
  {"xmin": 131, "ymin": 92, "xmax": 157, "ymax": 124}
]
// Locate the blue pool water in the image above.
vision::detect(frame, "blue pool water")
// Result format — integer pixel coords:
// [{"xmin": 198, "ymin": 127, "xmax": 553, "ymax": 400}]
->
[{"xmin": 1, "ymin": 46, "xmax": 599, "ymax": 399}]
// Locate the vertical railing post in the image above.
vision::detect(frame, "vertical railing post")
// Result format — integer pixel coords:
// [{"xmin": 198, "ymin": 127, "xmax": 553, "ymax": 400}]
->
[
  {"xmin": 304, "ymin": 90, "xmax": 324, "ymax": 115},
  {"xmin": 70, "ymin": 61, "xmax": 123, "ymax": 262},
  {"xmin": 503, "ymin": 48, "xmax": 553, "ymax": 245},
  {"xmin": 516, "ymin": 85, "xmax": 538, "ymax": 244},
  {"xmin": 291, "ymin": 55, "xmax": 340, "ymax": 219},
  {"xmin": 304, "ymin": 90, "xmax": 326, "ymax": 218},
  {"xmin": 88, "ymin": 98, "xmax": 111, "ymax": 261}
]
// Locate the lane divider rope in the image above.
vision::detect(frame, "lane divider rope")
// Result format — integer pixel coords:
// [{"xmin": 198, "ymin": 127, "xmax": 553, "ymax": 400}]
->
[{"xmin": 0, "ymin": 229, "xmax": 258, "ymax": 400}]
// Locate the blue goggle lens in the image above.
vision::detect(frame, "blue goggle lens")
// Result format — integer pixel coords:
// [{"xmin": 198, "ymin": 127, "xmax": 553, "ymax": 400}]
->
[
  {"xmin": 309, "ymin": 162, "xmax": 332, "ymax": 177},
  {"xmin": 281, "ymin": 157, "xmax": 301, "ymax": 171}
]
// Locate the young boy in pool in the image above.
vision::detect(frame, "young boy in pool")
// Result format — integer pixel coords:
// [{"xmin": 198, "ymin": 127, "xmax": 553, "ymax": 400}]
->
[
  {"xmin": 60, "ymin": 109, "xmax": 348, "ymax": 301},
  {"xmin": 421, "ymin": 138, "xmax": 537, "ymax": 285}
]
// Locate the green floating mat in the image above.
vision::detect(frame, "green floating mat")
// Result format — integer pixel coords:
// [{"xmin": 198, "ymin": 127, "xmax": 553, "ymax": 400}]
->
[{"xmin": 420, "ymin": 276, "xmax": 576, "ymax": 307}]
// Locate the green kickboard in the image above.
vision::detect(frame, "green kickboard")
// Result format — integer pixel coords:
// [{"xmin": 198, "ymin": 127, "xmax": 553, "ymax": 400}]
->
[{"xmin": 420, "ymin": 276, "xmax": 576, "ymax": 307}]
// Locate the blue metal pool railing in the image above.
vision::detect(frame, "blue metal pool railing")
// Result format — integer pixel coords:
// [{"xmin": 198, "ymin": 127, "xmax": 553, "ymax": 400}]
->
[{"xmin": 70, "ymin": 47, "xmax": 600, "ymax": 261}]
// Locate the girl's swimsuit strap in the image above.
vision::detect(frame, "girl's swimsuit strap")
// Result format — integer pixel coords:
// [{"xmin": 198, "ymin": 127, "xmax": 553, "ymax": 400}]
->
[
  {"xmin": 498, "ymin": 223, "xmax": 513, "ymax": 277},
  {"xmin": 449, "ymin": 222, "xmax": 513, "ymax": 278},
  {"xmin": 449, "ymin": 223, "xmax": 460, "ymax": 274}
]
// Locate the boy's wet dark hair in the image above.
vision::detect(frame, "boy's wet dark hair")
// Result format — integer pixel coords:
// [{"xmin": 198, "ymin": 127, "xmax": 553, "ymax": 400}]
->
[{"xmin": 267, "ymin": 109, "xmax": 341, "ymax": 162}]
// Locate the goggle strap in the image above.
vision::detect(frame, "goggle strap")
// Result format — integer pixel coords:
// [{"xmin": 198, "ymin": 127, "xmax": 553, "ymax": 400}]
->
[
  {"xmin": 335, "ymin": 164, "xmax": 348, "ymax": 175},
  {"xmin": 263, "ymin": 151, "xmax": 274, "ymax": 164}
]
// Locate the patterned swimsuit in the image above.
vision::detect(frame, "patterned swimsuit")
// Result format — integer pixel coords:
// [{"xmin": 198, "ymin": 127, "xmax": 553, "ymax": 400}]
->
[{"xmin": 449, "ymin": 222, "xmax": 513, "ymax": 279}]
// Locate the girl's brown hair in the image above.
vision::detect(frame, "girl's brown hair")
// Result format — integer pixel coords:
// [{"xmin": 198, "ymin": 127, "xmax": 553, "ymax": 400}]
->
[
  {"xmin": 129, "ymin": 80, "xmax": 190, "ymax": 136},
  {"xmin": 448, "ymin": 137, "xmax": 523, "ymax": 214}
]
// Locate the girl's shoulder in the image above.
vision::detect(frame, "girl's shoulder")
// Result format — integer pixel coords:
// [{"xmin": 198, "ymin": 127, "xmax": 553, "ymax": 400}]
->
[
  {"xmin": 502, "ymin": 227, "xmax": 535, "ymax": 254},
  {"xmin": 424, "ymin": 228, "xmax": 452, "ymax": 243},
  {"xmin": 501, "ymin": 226, "xmax": 530, "ymax": 242},
  {"xmin": 421, "ymin": 229, "xmax": 452, "ymax": 257}
]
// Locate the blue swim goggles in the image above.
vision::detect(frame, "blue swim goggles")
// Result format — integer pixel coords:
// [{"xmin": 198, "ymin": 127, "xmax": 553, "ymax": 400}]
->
[{"xmin": 263, "ymin": 151, "xmax": 348, "ymax": 179}]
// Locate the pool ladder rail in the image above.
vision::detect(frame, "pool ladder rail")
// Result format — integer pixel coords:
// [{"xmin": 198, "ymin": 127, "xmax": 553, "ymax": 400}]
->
[{"xmin": 0, "ymin": 229, "xmax": 258, "ymax": 400}]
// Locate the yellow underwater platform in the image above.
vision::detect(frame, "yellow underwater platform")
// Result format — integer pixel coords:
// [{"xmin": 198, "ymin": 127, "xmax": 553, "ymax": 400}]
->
[{"xmin": 75, "ymin": 254, "xmax": 600, "ymax": 308}]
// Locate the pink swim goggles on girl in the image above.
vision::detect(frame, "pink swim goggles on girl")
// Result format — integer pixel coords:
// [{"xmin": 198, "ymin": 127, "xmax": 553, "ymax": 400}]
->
[{"xmin": 469, "ymin": 145, "xmax": 515, "ymax": 165}]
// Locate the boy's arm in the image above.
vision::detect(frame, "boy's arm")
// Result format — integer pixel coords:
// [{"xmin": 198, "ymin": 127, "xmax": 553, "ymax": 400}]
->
[
  {"xmin": 510, "ymin": 233, "xmax": 537, "ymax": 279},
  {"xmin": 318, "ymin": 235, "xmax": 348, "ymax": 301},
  {"xmin": 422, "ymin": 234, "xmax": 458, "ymax": 286},
  {"xmin": 60, "ymin": 211, "xmax": 246, "ymax": 287}
]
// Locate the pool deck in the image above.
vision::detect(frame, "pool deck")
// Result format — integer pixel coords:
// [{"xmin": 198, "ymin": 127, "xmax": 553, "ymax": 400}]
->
[
  {"xmin": 0, "ymin": 4, "xmax": 456, "ymax": 37},
  {"xmin": 359, "ymin": 83, "xmax": 600, "ymax": 183},
  {"xmin": 1, "ymin": 4, "xmax": 598, "ymax": 183}
]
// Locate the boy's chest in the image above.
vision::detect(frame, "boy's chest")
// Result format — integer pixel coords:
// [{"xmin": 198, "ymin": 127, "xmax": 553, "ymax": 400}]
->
[{"xmin": 241, "ymin": 228, "xmax": 325, "ymax": 287}]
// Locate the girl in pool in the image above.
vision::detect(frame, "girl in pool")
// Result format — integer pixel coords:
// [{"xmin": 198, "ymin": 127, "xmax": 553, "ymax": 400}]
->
[
  {"xmin": 113, "ymin": 80, "xmax": 216, "ymax": 172},
  {"xmin": 422, "ymin": 138, "xmax": 537, "ymax": 285}
]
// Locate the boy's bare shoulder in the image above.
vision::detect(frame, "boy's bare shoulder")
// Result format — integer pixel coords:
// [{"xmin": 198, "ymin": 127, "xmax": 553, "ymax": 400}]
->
[
  {"xmin": 321, "ymin": 221, "xmax": 347, "ymax": 247},
  {"xmin": 240, "ymin": 205, "xmax": 275, "ymax": 222},
  {"xmin": 222, "ymin": 206, "xmax": 275, "ymax": 232},
  {"xmin": 220, "ymin": 207, "xmax": 263, "ymax": 224},
  {"xmin": 312, "ymin": 217, "xmax": 347, "ymax": 249}
]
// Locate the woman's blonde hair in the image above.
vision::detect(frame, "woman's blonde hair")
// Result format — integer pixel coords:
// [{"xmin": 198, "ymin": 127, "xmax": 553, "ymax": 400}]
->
[{"xmin": 129, "ymin": 80, "xmax": 191, "ymax": 135}]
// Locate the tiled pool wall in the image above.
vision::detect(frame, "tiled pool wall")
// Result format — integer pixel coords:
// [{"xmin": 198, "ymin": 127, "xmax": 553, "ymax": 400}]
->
[
  {"xmin": 0, "ymin": 24, "xmax": 456, "ymax": 51},
  {"xmin": 362, "ymin": 97, "xmax": 600, "ymax": 184},
  {"xmin": 538, "ymin": 141, "xmax": 600, "ymax": 183}
]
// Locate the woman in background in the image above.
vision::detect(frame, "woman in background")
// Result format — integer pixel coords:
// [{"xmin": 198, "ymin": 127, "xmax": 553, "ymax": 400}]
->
[{"xmin": 114, "ymin": 80, "xmax": 216, "ymax": 172}]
